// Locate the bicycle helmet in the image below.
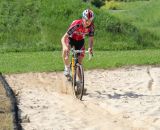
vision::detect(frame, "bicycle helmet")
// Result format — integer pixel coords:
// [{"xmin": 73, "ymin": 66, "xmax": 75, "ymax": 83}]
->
[{"xmin": 82, "ymin": 9, "xmax": 94, "ymax": 21}]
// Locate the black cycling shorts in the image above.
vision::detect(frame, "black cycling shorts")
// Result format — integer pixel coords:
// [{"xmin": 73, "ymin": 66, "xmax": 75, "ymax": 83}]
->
[{"xmin": 69, "ymin": 37, "xmax": 84, "ymax": 50}]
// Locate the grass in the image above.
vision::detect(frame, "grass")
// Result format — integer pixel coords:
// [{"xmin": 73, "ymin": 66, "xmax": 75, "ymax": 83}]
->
[
  {"xmin": 87, "ymin": 49, "xmax": 160, "ymax": 69},
  {"xmin": 0, "ymin": 83, "xmax": 13, "ymax": 130},
  {"xmin": 107, "ymin": 0, "xmax": 160, "ymax": 47},
  {"xmin": 112, "ymin": 0, "xmax": 160, "ymax": 27},
  {"xmin": 0, "ymin": 0, "xmax": 94, "ymax": 52},
  {"xmin": 0, "ymin": 49, "xmax": 160, "ymax": 74},
  {"xmin": 0, "ymin": 51, "xmax": 63, "ymax": 73},
  {"xmin": 0, "ymin": 0, "xmax": 160, "ymax": 52}
]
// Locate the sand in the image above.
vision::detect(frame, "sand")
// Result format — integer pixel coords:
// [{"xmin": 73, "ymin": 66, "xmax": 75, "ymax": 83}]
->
[{"xmin": 4, "ymin": 66, "xmax": 160, "ymax": 130}]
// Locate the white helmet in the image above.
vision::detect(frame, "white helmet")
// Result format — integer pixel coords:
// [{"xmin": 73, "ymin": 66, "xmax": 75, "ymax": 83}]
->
[{"xmin": 82, "ymin": 9, "xmax": 94, "ymax": 21}]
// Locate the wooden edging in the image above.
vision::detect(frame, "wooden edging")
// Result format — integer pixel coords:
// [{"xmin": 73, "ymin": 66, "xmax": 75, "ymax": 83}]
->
[{"xmin": 0, "ymin": 73, "xmax": 22, "ymax": 130}]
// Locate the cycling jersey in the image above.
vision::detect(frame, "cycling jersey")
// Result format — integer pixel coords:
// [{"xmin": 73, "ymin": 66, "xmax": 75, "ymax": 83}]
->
[{"xmin": 67, "ymin": 19, "xmax": 94, "ymax": 41}]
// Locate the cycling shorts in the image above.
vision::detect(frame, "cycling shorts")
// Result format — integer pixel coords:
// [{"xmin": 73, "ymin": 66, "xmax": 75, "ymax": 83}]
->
[{"xmin": 69, "ymin": 37, "xmax": 85, "ymax": 58}]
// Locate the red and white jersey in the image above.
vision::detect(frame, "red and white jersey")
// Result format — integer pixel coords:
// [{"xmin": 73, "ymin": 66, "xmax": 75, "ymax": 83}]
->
[{"xmin": 67, "ymin": 19, "xmax": 94, "ymax": 41}]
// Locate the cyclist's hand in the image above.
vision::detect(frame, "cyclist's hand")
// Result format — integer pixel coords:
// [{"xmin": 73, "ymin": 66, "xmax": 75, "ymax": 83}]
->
[
  {"xmin": 88, "ymin": 48, "xmax": 93, "ymax": 60},
  {"xmin": 88, "ymin": 48, "xmax": 93, "ymax": 55}
]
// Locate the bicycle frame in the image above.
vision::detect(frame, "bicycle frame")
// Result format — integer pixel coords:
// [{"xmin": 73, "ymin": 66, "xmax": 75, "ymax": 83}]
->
[
  {"xmin": 70, "ymin": 48, "xmax": 88, "ymax": 62},
  {"xmin": 70, "ymin": 48, "xmax": 86, "ymax": 77}
]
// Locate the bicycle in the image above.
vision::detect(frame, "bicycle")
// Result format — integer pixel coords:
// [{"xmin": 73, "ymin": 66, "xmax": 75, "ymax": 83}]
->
[{"xmin": 66, "ymin": 48, "xmax": 92, "ymax": 100}]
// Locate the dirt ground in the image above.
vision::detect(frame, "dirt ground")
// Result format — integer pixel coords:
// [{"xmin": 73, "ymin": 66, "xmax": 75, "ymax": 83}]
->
[
  {"xmin": 4, "ymin": 66, "xmax": 160, "ymax": 130},
  {"xmin": 0, "ymin": 81, "xmax": 13, "ymax": 130}
]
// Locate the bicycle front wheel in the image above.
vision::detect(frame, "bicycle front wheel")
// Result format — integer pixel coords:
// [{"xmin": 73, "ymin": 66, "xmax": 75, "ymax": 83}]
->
[{"xmin": 72, "ymin": 63, "xmax": 84, "ymax": 100}]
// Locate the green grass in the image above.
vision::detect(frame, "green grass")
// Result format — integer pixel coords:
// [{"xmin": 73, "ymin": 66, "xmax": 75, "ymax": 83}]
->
[
  {"xmin": 112, "ymin": 0, "xmax": 160, "ymax": 28},
  {"xmin": 0, "ymin": 0, "xmax": 160, "ymax": 52},
  {"xmin": 0, "ymin": 51, "xmax": 63, "ymax": 73},
  {"xmin": 107, "ymin": 0, "xmax": 160, "ymax": 48},
  {"xmin": 1, "ymin": 50, "xmax": 160, "ymax": 74},
  {"xmin": 0, "ymin": 0, "xmax": 94, "ymax": 52},
  {"xmin": 86, "ymin": 49, "xmax": 160, "ymax": 69}
]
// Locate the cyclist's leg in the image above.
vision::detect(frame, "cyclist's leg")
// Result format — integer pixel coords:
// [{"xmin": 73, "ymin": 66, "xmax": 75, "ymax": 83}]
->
[
  {"xmin": 78, "ymin": 45, "xmax": 85, "ymax": 64},
  {"xmin": 62, "ymin": 37, "xmax": 70, "ymax": 64},
  {"xmin": 77, "ymin": 39, "xmax": 85, "ymax": 64},
  {"xmin": 77, "ymin": 45, "xmax": 85, "ymax": 81},
  {"xmin": 62, "ymin": 37, "xmax": 70, "ymax": 76}
]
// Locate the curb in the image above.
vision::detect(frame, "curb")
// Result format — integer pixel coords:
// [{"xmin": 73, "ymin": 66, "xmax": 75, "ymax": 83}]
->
[{"xmin": 0, "ymin": 73, "xmax": 22, "ymax": 130}]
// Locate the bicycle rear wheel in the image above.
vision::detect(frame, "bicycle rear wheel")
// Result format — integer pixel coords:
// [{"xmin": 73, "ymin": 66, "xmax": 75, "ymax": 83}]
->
[{"xmin": 72, "ymin": 64, "xmax": 84, "ymax": 100}]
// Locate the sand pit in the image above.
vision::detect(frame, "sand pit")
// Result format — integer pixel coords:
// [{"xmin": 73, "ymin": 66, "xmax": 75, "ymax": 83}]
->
[{"xmin": 4, "ymin": 66, "xmax": 160, "ymax": 130}]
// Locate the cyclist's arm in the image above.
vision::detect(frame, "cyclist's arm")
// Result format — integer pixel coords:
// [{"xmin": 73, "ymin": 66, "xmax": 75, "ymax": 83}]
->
[
  {"xmin": 88, "ymin": 23, "xmax": 94, "ymax": 54},
  {"xmin": 89, "ymin": 36, "xmax": 94, "ymax": 48},
  {"xmin": 61, "ymin": 33, "xmax": 69, "ymax": 50},
  {"xmin": 88, "ymin": 36, "xmax": 94, "ymax": 54},
  {"xmin": 61, "ymin": 23, "xmax": 80, "ymax": 48}
]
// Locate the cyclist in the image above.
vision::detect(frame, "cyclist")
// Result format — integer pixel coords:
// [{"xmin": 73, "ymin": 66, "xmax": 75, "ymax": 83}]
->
[{"xmin": 61, "ymin": 9, "xmax": 95, "ymax": 76}]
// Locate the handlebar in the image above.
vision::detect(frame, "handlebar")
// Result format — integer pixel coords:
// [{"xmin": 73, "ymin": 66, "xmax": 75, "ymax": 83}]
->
[
  {"xmin": 71, "ymin": 48, "xmax": 93, "ymax": 60},
  {"xmin": 71, "ymin": 48, "xmax": 88, "ymax": 54}
]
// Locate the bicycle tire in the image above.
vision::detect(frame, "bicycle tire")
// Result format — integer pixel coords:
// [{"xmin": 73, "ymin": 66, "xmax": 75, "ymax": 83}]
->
[{"xmin": 72, "ymin": 63, "xmax": 84, "ymax": 100}]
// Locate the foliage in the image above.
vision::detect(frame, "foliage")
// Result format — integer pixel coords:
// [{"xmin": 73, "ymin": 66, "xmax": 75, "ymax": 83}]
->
[
  {"xmin": 91, "ymin": 0, "xmax": 106, "ymax": 8},
  {"xmin": 104, "ymin": 1, "xmax": 121, "ymax": 10},
  {"xmin": 83, "ymin": 0, "xmax": 105, "ymax": 8},
  {"xmin": 0, "ymin": 0, "xmax": 159, "ymax": 52}
]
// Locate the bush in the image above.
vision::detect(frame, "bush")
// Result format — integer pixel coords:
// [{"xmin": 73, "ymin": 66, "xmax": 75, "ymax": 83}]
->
[
  {"xmin": 105, "ymin": 1, "xmax": 120, "ymax": 10},
  {"xmin": 83, "ymin": 0, "xmax": 105, "ymax": 8},
  {"xmin": 91, "ymin": 0, "xmax": 105, "ymax": 8}
]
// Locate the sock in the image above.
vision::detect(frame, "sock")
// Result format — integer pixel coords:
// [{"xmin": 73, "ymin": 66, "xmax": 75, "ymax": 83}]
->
[{"xmin": 65, "ymin": 65, "xmax": 70, "ymax": 70}]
